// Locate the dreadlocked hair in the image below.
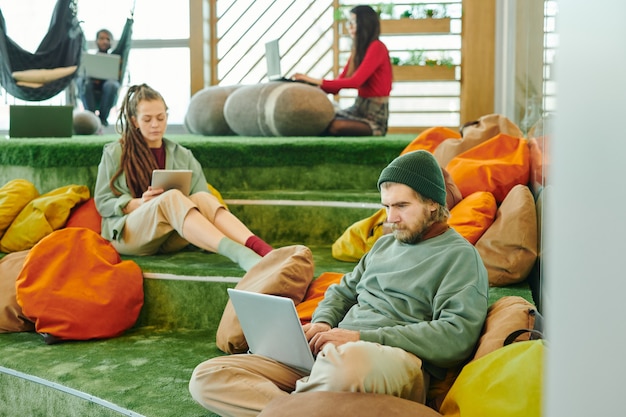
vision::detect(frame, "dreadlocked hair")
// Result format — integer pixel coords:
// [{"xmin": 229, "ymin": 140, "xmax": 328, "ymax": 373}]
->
[
  {"xmin": 110, "ymin": 84, "xmax": 168, "ymax": 198},
  {"xmin": 347, "ymin": 5, "xmax": 380, "ymax": 76}
]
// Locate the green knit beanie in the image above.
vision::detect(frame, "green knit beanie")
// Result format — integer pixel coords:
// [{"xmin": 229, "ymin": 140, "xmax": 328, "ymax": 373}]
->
[{"xmin": 377, "ymin": 150, "xmax": 447, "ymax": 206}]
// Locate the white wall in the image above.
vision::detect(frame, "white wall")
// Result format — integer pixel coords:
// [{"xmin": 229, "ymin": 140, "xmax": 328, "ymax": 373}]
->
[{"xmin": 545, "ymin": 1, "xmax": 626, "ymax": 415}]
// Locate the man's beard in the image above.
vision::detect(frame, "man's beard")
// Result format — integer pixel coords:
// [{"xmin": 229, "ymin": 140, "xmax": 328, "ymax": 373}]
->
[{"xmin": 391, "ymin": 211, "xmax": 434, "ymax": 244}]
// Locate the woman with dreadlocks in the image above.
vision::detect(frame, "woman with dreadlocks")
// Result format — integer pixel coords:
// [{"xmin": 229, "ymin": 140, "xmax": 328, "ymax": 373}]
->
[
  {"xmin": 94, "ymin": 84, "xmax": 273, "ymax": 271},
  {"xmin": 293, "ymin": 5, "xmax": 392, "ymax": 136}
]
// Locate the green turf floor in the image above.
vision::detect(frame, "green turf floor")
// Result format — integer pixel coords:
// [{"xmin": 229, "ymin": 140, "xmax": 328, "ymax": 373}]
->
[
  {"xmin": 0, "ymin": 274, "xmax": 534, "ymax": 417},
  {"xmin": 0, "ymin": 328, "xmax": 220, "ymax": 417}
]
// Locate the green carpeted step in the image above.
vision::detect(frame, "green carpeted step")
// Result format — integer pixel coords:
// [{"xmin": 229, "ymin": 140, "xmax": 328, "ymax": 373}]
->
[
  {"xmin": 127, "ymin": 245, "xmax": 535, "ymax": 330},
  {"xmin": 219, "ymin": 190, "xmax": 382, "ymax": 245},
  {"xmin": 0, "ymin": 135, "xmax": 414, "ymax": 194},
  {"xmin": 123, "ymin": 244, "xmax": 357, "ymax": 279},
  {"xmin": 222, "ymin": 189, "xmax": 381, "ymax": 202},
  {"xmin": 135, "ymin": 275, "xmax": 534, "ymax": 330},
  {"xmin": 228, "ymin": 204, "xmax": 379, "ymax": 245}
]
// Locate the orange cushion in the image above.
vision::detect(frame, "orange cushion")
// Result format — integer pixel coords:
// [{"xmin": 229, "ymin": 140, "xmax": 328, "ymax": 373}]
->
[
  {"xmin": 401, "ymin": 127, "xmax": 461, "ymax": 155},
  {"xmin": 65, "ymin": 198, "xmax": 102, "ymax": 233},
  {"xmin": 434, "ymin": 113, "xmax": 523, "ymax": 167},
  {"xmin": 446, "ymin": 134, "xmax": 530, "ymax": 204},
  {"xmin": 15, "ymin": 228, "xmax": 143, "ymax": 343},
  {"xmin": 448, "ymin": 192, "xmax": 497, "ymax": 245},
  {"xmin": 296, "ymin": 272, "xmax": 344, "ymax": 324}
]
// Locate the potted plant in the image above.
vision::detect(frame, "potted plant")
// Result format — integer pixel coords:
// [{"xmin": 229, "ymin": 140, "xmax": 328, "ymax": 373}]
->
[
  {"xmin": 337, "ymin": 3, "xmax": 451, "ymax": 35},
  {"xmin": 390, "ymin": 50, "xmax": 456, "ymax": 81},
  {"xmin": 378, "ymin": 3, "xmax": 451, "ymax": 34}
]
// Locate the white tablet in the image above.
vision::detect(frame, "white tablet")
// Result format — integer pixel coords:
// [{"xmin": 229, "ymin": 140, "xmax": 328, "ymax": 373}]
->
[{"xmin": 151, "ymin": 169, "xmax": 192, "ymax": 196}]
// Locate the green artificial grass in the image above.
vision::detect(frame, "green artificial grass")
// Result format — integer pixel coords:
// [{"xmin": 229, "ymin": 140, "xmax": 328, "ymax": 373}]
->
[
  {"xmin": 0, "ymin": 134, "xmax": 415, "ymax": 169},
  {"xmin": 0, "ymin": 328, "xmax": 220, "ymax": 417},
  {"xmin": 0, "ymin": 134, "xmax": 415, "ymax": 196},
  {"xmin": 0, "ymin": 281, "xmax": 532, "ymax": 417},
  {"xmin": 124, "ymin": 244, "xmax": 358, "ymax": 279},
  {"xmin": 0, "ymin": 373, "xmax": 126, "ymax": 417}
]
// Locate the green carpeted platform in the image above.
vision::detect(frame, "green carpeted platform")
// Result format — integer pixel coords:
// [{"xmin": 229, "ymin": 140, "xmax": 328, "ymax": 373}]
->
[{"xmin": 0, "ymin": 135, "xmax": 416, "ymax": 195}]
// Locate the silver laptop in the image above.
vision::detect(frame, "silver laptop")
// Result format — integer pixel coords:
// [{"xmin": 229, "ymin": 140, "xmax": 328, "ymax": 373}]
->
[
  {"xmin": 264, "ymin": 39, "xmax": 316, "ymax": 85},
  {"xmin": 80, "ymin": 52, "xmax": 121, "ymax": 80},
  {"xmin": 264, "ymin": 39, "xmax": 289, "ymax": 82},
  {"xmin": 151, "ymin": 169, "xmax": 192, "ymax": 196},
  {"xmin": 227, "ymin": 288, "xmax": 315, "ymax": 372}
]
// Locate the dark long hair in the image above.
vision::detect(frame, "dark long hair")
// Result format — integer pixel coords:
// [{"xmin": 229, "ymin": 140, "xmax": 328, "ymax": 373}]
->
[
  {"xmin": 348, "ymin": 5, "xmax": 380, "ymax": 76},
  {"xmin": 110, "ymin": 84, "xmax": 167, "ymax": 198}
]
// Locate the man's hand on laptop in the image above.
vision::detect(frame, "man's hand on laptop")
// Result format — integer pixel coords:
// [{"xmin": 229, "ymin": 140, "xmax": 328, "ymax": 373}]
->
[
  {"xmin": 302, "ymin": 322, "xmax": 330, "ymax": 341},
  {"xmin": 303, "ymin": 323, "xmax": 360, "ymax": 356}
]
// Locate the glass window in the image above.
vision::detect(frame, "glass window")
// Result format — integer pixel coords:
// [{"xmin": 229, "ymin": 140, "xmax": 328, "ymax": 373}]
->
[{"xmin": 0, "ymin": 0, "xmax": 190, "ymax": 129}]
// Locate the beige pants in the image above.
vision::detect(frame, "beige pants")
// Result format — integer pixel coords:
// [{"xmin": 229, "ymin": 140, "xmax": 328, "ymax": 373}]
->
[
  {"xmin": 189, "ymin": 341, "xmax": 427, "ymax": 417},
  {"xmin": 112, "ymin": 190, "xmax": 224, "ymax": 256}
]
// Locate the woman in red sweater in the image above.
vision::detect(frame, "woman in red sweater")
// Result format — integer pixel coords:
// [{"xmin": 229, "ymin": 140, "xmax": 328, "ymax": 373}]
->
[{"xmin": 293, "ymin": 5, "xmax": 392, "ymax": 136}]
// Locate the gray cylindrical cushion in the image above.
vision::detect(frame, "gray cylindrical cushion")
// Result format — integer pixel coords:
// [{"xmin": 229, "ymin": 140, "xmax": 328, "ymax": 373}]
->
[
  {"xmin": 185, "ymin": 85, "xmax": 240, "ymax": 136},
  {"xmin": 223, "ymin": 82, "xmax": 335, "ymax": 136},
  {"xmin": 72, "ymin": 110, "xmax": 101, "ymax": 135}
]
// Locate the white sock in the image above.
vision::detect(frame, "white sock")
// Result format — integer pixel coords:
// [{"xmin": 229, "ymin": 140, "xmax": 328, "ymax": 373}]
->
[{"xmin": 217, "ymin": 237, "xmax": 261, "ymax": 271}]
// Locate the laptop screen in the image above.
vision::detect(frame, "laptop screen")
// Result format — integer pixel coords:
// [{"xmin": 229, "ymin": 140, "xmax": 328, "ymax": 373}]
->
[
  {"xmin": 264, "ymin": 39, "xmax": 282, "ymax": 81},
  {"xmin": 80, "ymin": 53, "xmax": 121, "ymax": 80},
  {"xmin": 227, "ymin": 288, "xmax": 315, "ymax": 372}
]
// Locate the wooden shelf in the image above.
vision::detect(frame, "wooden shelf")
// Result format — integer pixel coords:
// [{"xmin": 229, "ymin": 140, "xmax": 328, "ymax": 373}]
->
[
  {"xmin": 380, "ymin": 17, "xmax": 451, "ymax": 35},
  {"xmin": 392, "ymin": 65, "xmax": 456, "ymax": 81}
]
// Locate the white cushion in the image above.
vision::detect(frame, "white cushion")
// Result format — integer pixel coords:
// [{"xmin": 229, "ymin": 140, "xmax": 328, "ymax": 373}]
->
[{"xmin": 12, "ymin": 66, "xmax": 78, "ymax": 84}]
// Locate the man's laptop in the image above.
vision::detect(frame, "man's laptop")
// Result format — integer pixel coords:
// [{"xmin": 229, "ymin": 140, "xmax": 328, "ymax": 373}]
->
[
  {"xmin": 151, "ymin": 169, "xmax": 192, "ymax": 196},
  {"xmin": 80, "ymin": 52, "xmax": 121, "ymax": 80},
  {"xmin": 227, "ymin": 288, "xmax": 315, "ymax": 372}
]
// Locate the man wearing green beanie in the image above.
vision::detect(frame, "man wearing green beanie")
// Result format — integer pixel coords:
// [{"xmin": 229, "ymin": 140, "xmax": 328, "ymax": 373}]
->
[{"xmin": 190, "ymin": 150, "xmax": 489, "ymax": 417}]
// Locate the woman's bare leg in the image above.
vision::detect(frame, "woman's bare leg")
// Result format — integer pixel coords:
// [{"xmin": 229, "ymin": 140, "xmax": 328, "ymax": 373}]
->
[{"xmin": 326, "ymin": 119, "xmax": 373, "ymax": 136}]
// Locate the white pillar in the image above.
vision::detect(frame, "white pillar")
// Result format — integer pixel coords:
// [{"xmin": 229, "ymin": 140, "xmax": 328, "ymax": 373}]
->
[{"xmin": 545, "ymin": 1, "xmax": 626, "ymax": 416}]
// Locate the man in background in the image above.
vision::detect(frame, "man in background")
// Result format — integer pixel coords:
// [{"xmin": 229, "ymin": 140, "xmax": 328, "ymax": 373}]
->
[{"xmin": 78, "ymin": 29, "xmax": 121, "ymax": 127}]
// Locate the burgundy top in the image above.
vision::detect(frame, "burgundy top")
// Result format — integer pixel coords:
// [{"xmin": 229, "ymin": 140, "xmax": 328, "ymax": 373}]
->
[{"xmin": 150, "ymin": 143, "xmax": 166, "ymax": 169}]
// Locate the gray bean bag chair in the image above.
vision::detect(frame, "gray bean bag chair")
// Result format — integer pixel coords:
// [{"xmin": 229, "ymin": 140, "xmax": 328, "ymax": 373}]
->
[
  {"xmin": 184, "ymin": 85, "xmax": 240, "ymax": 135},
  {"xmin": 223, "ymin": 82, "xmax": 335, "ymax": 136}
]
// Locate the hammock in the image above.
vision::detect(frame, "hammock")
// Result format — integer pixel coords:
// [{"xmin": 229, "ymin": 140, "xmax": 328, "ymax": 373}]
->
[
  {"xmin": 111, "ymin": 15, "xmax": 134, "ymax": 83},
  {"xmin": 0, "ymin": 0, "xmax": 84, "ymax": 101}
]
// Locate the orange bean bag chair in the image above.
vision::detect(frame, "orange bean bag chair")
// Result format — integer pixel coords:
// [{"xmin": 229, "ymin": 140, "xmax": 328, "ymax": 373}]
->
[
  {"xmin": 15, "ymin": 227, "xmax": 144, "ymax": 344},
  {"xmin": 446, "ymin": 134, "xmax": 530, "ymax": 204}
]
